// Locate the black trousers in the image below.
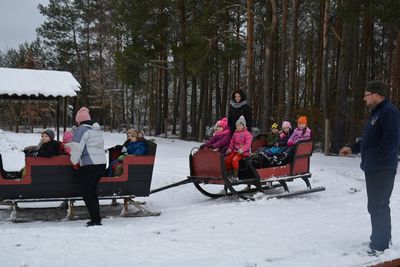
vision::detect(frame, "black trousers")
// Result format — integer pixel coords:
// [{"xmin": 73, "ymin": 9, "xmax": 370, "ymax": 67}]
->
[
  {"xmin": 365, "ymin": 169, "xmax": 396, "ymax": 250},
  {"xmin": 76, "ymin": 164, "xmax": 106, "ymax": 224}
]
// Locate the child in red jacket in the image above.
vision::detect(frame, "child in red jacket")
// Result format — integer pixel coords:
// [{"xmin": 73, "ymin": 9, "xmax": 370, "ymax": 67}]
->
[{"xmin": 225, "ymin": 115, "xmax": 252, "ymax": 180}]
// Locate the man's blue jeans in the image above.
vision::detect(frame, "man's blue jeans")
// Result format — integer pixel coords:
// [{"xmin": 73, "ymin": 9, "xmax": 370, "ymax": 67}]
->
[{"xmin": 365, "ymin": 169, "xmax": 396, "ymax": 251}]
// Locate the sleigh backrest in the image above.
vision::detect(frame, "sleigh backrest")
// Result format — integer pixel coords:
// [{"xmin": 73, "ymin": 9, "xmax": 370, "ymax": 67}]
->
[
  {"xmin": 290, "ymin": 140, "xmax": 313, "ymax": 175},
  {"xmin": 251, "ymin": 134, "xmax": 268, "ymax": 152},
  {"xmin": 190, "ymin": 148, "xmax": 226, "ymax": 179}
]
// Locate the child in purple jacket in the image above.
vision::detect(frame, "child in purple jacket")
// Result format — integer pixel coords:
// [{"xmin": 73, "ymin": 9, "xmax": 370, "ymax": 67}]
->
[
  {"xmin": 273, "ymin": 116, "xmax": 311, "ymax": 163},
  {"xmin": 200, "ymin": 117, "xmax": 231, "ymax": 154}
]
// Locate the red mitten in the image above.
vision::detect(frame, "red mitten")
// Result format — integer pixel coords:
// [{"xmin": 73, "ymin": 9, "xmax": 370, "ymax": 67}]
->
[{"xmin": 287, "ymin": 141, "xmax": 294, "ymax": 147}]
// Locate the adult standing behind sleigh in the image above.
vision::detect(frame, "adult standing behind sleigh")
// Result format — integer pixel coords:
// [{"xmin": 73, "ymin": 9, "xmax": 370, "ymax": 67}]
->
[
  {"xmin": 340, "ymin": 81, "xmax": 400, "ymax": 254},
  {"xmin": 70, "ymin": 107, "xmax": 106, "ymax": 227},
  {"xmin": 228, "ymin": 90, "xmax": 252, "ymax": 134}
]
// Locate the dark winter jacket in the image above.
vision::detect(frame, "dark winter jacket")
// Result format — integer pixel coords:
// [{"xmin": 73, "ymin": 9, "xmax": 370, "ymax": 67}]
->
[
  {"xmin": 277, "ymin": 129, "xmax": 293, "ymax": 147},
  {"xmin": 36, "ymin": 140, "xmax": 60, "ymax": 158},
  {"xmin": 351, "ymin": 98, "xmax": 400, "ymax": 173},
  {"xmin": 228, "ymin": 91, "xmax": 252, "ymax": 133},
  {"xmin": 266, "ymin": 132, "xmax": 279, "ymax": 147}
]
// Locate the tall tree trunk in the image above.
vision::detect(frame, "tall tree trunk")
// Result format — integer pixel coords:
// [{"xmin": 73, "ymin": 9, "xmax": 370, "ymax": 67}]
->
[
  {"xmin": 278, "ymin": 0, "xmax": 288, "ymax": 120},
  {"xmin": 155, "ymin": 64, "xmax": 163, "ymax": 135},
  {"xmin": 176, "ymin": 0, "xmax": 188, "ymax": 139},
  {"xmin": 321, "ymin": 0, "xmax": 330, "ymax": 150},
  {"xmin": 350, "ymin": 21, "xmax": 361, "ymax": 144},
  {"xmin": 172, "ymin": 74, "xmax": 179, "ymax": 135},
  {"xmin": 332, "ymin": 0, "xmax": 353, "ymax": 153},
  {"xmin": 261, "ymin": 0, "xmax": 277, "ymax": 131},
  {"xmin": 286, "ymin": 0, "xmax": 299, "ymax": 119},
  {"xmin": 222, "ymin": 61, "xmax": 229, "ymax": 117},
  {"xmin": 235, "ymin": 6, "xmax": 241, "ymax": 90},
  {"xmin": 246, "ymin": 0, "xmax": 255, "ymax": 102},
  {"xmin": 160, "ymin": 0, "xmax": 168, "ymax": 135},
  {"xmin": 190, "ymin": 76, "xmax": 198, "ymax": 137},
  {"xmin": 198, "ymin": 72, "xmax": 208, "ymax": 141},
  {"xmin": 215, "ymin": 71, "xmax": 221, "ymax": 120},
  {"xmin": 393, "ymin": 31, "xmax": 400, "ymax": 106}
]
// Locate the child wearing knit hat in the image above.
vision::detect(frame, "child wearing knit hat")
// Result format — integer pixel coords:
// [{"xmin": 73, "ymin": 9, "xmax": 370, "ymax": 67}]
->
[
  {"xmin": 272, "ymin": 116, "xmax": 311, "ymax": 164},
  {"xmin": 266, "ymin": 122, "xmax": 280, "ymax": 147},
  {"xmin": 260, "ymin": 120, "xmax": 294, "ymax": 160},
  {"xmin": 225, "ymin": 116, "xmax": 253, "ymax": 180},
  {"xmin": 75, "ymin": 107, "xmax": 91, "ymax": 124},
  {"xmin": 61, "ymin": 130, "xmax": 74, "ymax": 155},
  {"xmin": 200, "ymin": 117, "xmax": 231, "ymax": 153},
  {"xmin": 286, "ymin": 116, "xmax": 311, "ymax": 146},
  {"xmin": 17, "ymin": 128, "xmax": 61, "ymax": 179}
]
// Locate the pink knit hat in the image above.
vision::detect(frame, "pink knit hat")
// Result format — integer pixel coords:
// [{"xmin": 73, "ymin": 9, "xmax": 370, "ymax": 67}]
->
[
  {"xmin": 217, "ymin": 117, "xmax": 228, "ymax": 129},
  {"xmin": 282, "ymin": 121, "xmax": 292, "ymax": 129},
  {"xmin": 63, "ymin": 131, "xmax": 73, "ymax": 143},
  {"xmin": 75, "ymin": 107, "xmax": 91, "ymax": 123}
]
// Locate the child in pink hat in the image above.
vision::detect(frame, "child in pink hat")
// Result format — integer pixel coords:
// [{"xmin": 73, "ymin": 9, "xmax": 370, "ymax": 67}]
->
[
  {"xmin": 200, "ymin": 117, "xmax": 231, "ymax": 154},
  {"xmin": 62, "ymin": 130, "xmax": 74, "ymax": 155}
]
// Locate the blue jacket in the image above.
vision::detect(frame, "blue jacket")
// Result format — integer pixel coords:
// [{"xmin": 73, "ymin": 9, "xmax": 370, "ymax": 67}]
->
[
  {"xmin": 125, "ymin": 141, "xmax": 147, "ymax": 155},
  {"xmin": 351, "ymin": 98, "xmax": 400, "ymax": 173}
]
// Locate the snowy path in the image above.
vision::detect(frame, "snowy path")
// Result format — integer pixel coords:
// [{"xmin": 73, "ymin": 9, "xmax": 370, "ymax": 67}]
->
[{"xmin": 0, "ymin": 132, "xmax": 399, "ymax": 266}]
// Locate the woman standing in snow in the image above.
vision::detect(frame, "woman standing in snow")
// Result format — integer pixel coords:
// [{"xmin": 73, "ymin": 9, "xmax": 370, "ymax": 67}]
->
[{"xmin": 70, "ymin": 107, "xmax": 106, "ymax": 227}]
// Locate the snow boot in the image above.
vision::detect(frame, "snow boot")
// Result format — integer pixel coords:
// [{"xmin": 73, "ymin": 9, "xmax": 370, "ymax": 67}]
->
[{"xmin": 229, "ymin": 169, "xmax": 239, "ymax": 182}]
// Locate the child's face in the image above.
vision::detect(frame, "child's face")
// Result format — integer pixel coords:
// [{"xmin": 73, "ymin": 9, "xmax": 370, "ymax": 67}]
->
[
  {"xmin": 236, "ymin": 123, "xmax": 244, "ymax": 131},
  {"xmin": 128, "ymin": 134, "xmax": 137, "ymax": 142},
  {"xmin": 271, "ymin": 128, "xmax": 278, "ymax": 134},
  {"xmin": 298, "ymin": 123, "xmax": 306, "ymax": 129},
  {"xmin": 283, "ymin": 127, "xmax": 290, "ymax": 133},
  {"xmin": 41, "ymin": 133, "xmax": 51, "ymax": 144},
  {"xmin": 215, "ymin": 125, "xmax": 223, "ymax": 132}
]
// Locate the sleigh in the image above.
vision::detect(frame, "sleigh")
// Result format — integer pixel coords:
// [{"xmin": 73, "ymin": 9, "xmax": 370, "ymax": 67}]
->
[
  {"xmin": 151, "ymin": 140, "xmax": 325, "ymax": 201},
  {"xmin": 0, "ymin": 140, "xmax": 159, "ymax": 221}
]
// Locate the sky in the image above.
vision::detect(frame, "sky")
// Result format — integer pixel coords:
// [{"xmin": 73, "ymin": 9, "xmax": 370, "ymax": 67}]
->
[{"xmin": 0, "ymin": 0, "xmax": 49, "ymax": 52}]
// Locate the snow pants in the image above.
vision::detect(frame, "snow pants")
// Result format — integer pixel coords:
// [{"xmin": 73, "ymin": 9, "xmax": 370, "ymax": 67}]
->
[
  {"xmin": 225, "ymin": 152, "xmax": 244, "ymax": 171},
  {"xmin": 76, "ymin": 164, "xmax": 106, "ymax": 224},
  {"xmin": 365, "ymin": 170, "xmax": 396, "ymax": 251}
]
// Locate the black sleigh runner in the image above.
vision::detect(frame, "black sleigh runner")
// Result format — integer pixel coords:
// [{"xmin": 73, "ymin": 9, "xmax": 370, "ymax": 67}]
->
[
  {"xmin": 0, "ymin": 140, "xmax": 160, "ymax": 222},
  {"xmin": 151, "ymin": 139, "xmax": 325, "ymax": 201}
]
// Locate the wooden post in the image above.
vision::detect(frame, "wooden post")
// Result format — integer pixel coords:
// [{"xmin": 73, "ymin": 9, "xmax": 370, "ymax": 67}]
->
[
  {"xmin": 63, "ymin": 97, "xmax": 68, "ymax": 132},
  {"xmin": 67, "ymin": 200, "xmax": 75, "ymax": 220},
  {"xmin": 324, "ymin": 119, "xmax": 330, "ymax": 156},
  {"xmin": 56, "ymin": 96, "xmax": 61, "ymax": 141},
  {"xmin": 165, "ymin": 118, "xmax": 168, "ymax": 138}
]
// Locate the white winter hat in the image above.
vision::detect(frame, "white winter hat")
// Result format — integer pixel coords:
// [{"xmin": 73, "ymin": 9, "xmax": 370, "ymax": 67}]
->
[{"xmin": 236, "ymin": 115, "xmax": 246, "ymax": 127}]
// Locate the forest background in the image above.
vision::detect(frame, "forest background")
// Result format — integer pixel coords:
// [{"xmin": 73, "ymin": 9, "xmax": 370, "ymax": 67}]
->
[{"xmin": 1, "ymin": 0, "xmax": 400, "ymax": 153}]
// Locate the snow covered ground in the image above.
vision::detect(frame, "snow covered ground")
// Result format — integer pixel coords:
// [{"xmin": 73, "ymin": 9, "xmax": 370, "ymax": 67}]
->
[{"xmin": 0, "ymin": 129, "xmax": 400, "ymax": 267}]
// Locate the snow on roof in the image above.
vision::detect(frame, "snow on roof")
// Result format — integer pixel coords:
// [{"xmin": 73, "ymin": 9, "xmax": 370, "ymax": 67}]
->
[{"xmin": 0, "ymin": 67, "xmax": 80, "ymax": 97}]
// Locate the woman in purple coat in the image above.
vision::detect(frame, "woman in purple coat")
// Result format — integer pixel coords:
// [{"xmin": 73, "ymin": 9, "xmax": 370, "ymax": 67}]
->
[{"xmin": 200, "ymin": 117, "xmax": 231, "ymax": 154}]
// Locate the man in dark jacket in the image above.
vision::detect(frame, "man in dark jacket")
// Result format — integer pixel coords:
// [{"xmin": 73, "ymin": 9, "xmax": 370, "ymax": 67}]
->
[{"xmin": 340, "ymin": 80, "xmax": 400, "ymax": 253}]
